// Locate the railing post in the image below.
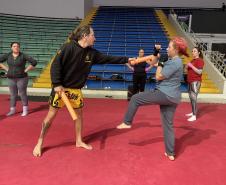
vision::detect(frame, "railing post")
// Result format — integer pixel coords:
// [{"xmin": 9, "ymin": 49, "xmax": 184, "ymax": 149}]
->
[{"xmin": 188, "ymin": 14, "xmax": 192, "ymax": 33}]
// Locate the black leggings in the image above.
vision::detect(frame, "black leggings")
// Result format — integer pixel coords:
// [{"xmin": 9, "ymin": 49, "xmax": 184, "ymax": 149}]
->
[
  {"xmin": 188, "ymin": 81, "xmax": 201, "ymax": 116},
  {"xmin": 133, "ymin": 73, "xmax": 147, "ymax": 93}
]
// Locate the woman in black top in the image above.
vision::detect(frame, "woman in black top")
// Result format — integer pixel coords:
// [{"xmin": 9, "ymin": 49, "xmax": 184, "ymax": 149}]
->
[
  {"xmin": 126, "ymin": 49, "xmax": 153, "ymax": 94},
  {"xmin": 0, "ymin": 42, "xmax": 37, "ymax": 116}
]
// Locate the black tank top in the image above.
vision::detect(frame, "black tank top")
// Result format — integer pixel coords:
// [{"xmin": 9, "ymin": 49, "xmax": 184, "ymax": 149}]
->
[{"xmin": 134, "ymin": 62, "xmax": 147, "ymax": 74}]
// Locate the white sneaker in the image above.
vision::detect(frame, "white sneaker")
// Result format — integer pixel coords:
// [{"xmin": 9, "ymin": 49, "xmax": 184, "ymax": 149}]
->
[
  {"xmin": 187, "ymin": 115, "xmax": 196, "ymax": 122},
  {"xmin": 185, "ymin": 113, "xmax": 193, "ymax": 117},
  {"xmin": 6, "ymin": 107, "xmax": 16, "ymax": 116},
  {"xmin": 21, "ymin": 106, "xmax": 28, "ymax": 116}
]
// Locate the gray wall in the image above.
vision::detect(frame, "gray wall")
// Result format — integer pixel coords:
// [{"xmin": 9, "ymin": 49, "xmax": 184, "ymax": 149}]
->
[
  {"xmin": 0, "ymin": 0, "xmax": 92, "ymax": 18},
  {"xmin": 93, "ymin": 0, "xmax": 224, "ymax": 8},
  {"xmin": 0, "ymin": 0, "xmax": 223, "ymax": 18}
]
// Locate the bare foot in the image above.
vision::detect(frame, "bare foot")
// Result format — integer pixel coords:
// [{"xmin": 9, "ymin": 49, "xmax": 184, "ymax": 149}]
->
[
  {"xmin": 116, "ymin": 122, "xmax": 132, "ymax": 129},
  {"xmin": 164, "ymin": 152, "xmax": 175, "ymax": 161},
  {"xmin": 33, "ymin": 144, "xmax": 42, "ymax": 157},
  {"xmin": 76, "ymin": 142, "xmax": 93, "ymax": 150}
]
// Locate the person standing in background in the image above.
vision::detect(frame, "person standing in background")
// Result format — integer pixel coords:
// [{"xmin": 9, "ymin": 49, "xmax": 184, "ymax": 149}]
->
[
  {"xmin": 222, "ymin": 3, "xmax": 225, "ymax": 11},
  {"xmin": 0, "ymin": 42, "xmax": 37, "ymax": 116},
  {"xmin": 126, "ymin": 49, "xmax": 153, "ymax": 94},
  {"xmin": 186, "ymin": 47, "xmax": 204, "ymax": 122}
]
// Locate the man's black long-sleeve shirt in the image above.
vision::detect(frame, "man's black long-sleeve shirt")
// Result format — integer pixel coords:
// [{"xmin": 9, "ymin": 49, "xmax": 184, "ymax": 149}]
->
[{"xmin": 51, "ymin": 41, "xmax": 128, "ymax": 88}]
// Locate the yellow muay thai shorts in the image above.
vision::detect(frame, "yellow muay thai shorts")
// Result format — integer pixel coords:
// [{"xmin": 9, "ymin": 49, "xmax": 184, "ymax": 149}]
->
[{"xmin": 49, "ymin": 88, "xmax": 84, "ymax": 109}]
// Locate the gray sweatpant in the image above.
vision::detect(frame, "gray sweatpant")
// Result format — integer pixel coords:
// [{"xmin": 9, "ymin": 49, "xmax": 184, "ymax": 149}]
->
[
  {"xmin": 124, "ymin": 89, "xmax": 178, "ymax": 156},
  {"xmin": 8, "ymin": 77, "xmax": 29, "ymax": 107}
]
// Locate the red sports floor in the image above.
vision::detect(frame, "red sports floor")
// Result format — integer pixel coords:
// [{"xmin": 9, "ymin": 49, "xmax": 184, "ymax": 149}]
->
[{"xmin": 0, "ymin": 94, "xmax": 226, "ymax": 185}]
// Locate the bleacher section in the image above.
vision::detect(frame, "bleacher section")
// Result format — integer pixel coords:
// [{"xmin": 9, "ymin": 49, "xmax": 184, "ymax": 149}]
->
[
  {"xmin": 0, "ymin": 14, "xmax": 80, "ymax": 86},
  {"xmin": 87, "ymin": 7, "xmax": 172, "ymax": 90}
]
